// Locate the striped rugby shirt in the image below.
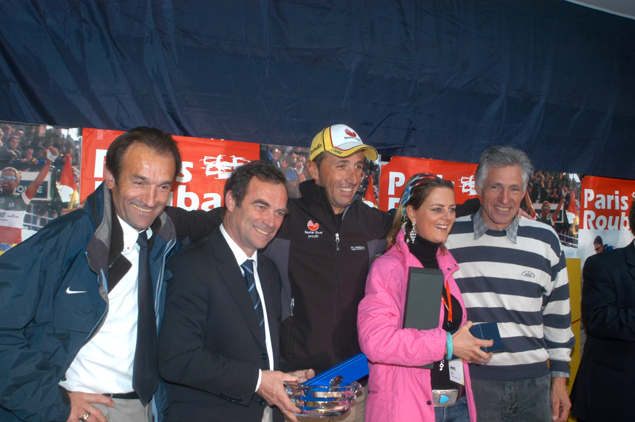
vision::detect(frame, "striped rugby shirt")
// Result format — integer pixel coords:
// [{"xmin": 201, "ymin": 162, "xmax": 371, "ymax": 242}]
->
[{"xmin": 446, "ymin": 209, "xmax": 575, "ymax": 381}]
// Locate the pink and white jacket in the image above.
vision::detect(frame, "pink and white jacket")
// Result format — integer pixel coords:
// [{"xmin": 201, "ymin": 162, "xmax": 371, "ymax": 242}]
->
[{"xmin": 358, "ymin": 230, "xmax": 477, "ymax": 422}]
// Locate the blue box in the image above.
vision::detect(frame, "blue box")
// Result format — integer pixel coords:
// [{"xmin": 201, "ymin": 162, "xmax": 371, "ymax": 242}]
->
[{"xmin": 305, "ymin": 353, "xmax": 369, "ymax": 386}]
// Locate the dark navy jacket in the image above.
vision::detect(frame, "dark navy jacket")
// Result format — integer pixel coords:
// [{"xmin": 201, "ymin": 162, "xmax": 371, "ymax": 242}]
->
[
  {"xmin": 0, "ymin": 183, "xmax": 188, "ymax": 422},
  {"xmin": 265, "ymin": 180, "xmax": 393, "ymax": 374}
]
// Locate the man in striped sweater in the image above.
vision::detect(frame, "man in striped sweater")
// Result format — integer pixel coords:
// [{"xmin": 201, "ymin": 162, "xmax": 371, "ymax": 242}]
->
[{"xmin": 446, "ymin": 146, "xmax": 575, "ymax": 422}]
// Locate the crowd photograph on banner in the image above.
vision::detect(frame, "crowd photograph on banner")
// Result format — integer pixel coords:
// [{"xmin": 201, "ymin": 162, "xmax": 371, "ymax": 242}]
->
[
  {"xmin": 0, "ymin": 121, "xmax": 81, "ymax": 253},
  {"xmin": 260, "ymin": 144, "xmax": 311, "ymax": 199},
  {"xmin": 525, "ymin": 171, "xmax": 582, "ymax": 251}
]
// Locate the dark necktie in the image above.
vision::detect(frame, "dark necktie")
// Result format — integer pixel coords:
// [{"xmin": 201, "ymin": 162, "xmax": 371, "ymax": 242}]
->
[
  {"xmin": 133, "ymin": 231, "xmax": 158, "ymax": 405},
  {"xmin": 240, "ymin": 259, "xmax": 265, "ymax": 336}
]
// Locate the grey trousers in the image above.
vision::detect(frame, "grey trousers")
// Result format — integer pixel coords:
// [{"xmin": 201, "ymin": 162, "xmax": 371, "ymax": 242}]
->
[
  {"xmin": 470, "ymin": 374, "xmax": 552, "ymax": 422},
  {"xmin": 92, "ymin": 398, "xmax": 152, "ymax": 422}
]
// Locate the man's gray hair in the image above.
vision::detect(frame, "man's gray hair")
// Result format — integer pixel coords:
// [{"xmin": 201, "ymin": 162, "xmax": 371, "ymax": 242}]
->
[{"xmin": 475, "ymin": 145, "xmax": 534, "ymax": 191}]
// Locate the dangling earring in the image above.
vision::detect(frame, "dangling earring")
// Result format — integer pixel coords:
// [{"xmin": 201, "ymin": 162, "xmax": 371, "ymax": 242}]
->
[{"xmin": 409, "ymin": 222, "xmax": 417, "ymax": 243}]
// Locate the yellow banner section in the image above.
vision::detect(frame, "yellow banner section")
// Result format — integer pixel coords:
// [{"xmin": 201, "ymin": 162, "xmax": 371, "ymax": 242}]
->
[{"xmin": 566, "ymin": 258, "xmax": 581, "ymax": 422}]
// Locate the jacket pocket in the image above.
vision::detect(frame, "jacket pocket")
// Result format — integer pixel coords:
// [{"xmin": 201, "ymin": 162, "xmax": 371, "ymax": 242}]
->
[
  {"xmin": 52, "ymin": 284, "xmax": 100, "ymax": 335},
  {"xmin": 592, "ymin": 358, "xmax": 623, "ymax": 372}
]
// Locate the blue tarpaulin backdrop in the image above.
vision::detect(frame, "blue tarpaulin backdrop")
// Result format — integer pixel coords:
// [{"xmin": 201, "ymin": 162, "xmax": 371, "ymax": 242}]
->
[{"xmin": 0, "ymin": 0, "xmax": 634, "ymax": 178}]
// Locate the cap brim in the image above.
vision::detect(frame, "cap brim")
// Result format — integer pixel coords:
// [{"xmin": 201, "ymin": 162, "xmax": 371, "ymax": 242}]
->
[{"xmin": 338, "ymin": 144, "xmax": 378, "ymax": 161}]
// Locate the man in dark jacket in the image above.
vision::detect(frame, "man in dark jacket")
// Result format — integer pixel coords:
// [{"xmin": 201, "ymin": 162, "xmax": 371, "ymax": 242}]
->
[
  {"xmin": 263, "ymin": 124, "xmax": 393, "ymax": 422},
  {"xmin": 0, "ymin": 127, "xmax": 215, "ymax": 422},
  {"xmin": 570, "ymin": 200, "xmax": 635, "ymax": 422},
  {"xmin": 159, "ymin": 161, "xmax": 313, "ymax": 422}
]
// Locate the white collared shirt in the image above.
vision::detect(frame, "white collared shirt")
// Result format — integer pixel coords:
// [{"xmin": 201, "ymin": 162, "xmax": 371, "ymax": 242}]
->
[
  {"xmin": 220, "ymin": 224, "xmax": 275, "ymax": 384},
  {"xmin": 220, "ymin": 224, "xmax": 274, "ymax": 422},
  {"xmin": 60, "ymin": 217, "xmax": 152, "ymax": 394}
]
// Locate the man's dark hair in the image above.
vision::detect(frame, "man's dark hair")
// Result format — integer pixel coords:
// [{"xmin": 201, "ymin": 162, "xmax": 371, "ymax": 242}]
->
[
  {"xmin": 593, "ymin": 235, "xmax": 603, "ymax": 245},
  {"xmin": 224, "ymin": 160, "xmax": 287, "ymax": 208},
  {"xmin": 312, "ymin": 151, "xmax": 328, "ymax": 169},
  {"xmin": 105, "ymin": 127, "xmax": 182, "ymax": 183},
  {"xmin": 285, "ymin": 154, "xmax": 297, "ymax": 166}
]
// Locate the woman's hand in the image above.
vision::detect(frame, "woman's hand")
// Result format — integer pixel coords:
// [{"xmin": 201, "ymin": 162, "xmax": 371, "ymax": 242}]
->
[{"xmin": 451, "ymin": 321, "xmax": 493, "ymax": 364}]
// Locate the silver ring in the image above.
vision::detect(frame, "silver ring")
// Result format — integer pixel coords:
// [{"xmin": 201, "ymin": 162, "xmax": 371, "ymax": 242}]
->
[{"xmin": 79, "ymin": 411, "xmax": 90, "ymax": 421}]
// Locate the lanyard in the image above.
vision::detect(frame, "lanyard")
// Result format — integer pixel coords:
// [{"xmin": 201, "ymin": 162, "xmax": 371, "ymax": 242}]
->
[{"xmin": 441, "ymin": 281, "xmax": 453, "ymax": 323}]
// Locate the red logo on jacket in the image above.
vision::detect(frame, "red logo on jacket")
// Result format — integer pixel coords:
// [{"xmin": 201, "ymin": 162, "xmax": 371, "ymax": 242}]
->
[{"xmin": 307, "ymin": 220, "xmax": 320, "ymax": 231}]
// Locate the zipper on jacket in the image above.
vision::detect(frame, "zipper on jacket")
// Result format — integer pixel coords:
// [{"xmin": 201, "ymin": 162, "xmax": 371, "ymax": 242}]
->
[
  {"xmin": 287, "ymin": 297, "xmax": 296, "ymax": 356},
  {"xmin": 333, "ymin": 232, "xmax": 341, "ymax": 358}
]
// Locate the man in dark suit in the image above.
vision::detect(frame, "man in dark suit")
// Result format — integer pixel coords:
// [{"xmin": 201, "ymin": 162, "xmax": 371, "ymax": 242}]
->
[
  {"xmin": 570, "ymin": 200, "xmax": 635, "ymax": 422},
  {"xmin": 158, "ymin": 161, "xmax": 314, "ymax": 422}
]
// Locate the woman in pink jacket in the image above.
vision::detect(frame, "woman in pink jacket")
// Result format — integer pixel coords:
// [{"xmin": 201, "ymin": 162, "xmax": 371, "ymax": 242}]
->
[{"xmin": 358, "ymin": 174, "xmax": 493, "ymax": 422}]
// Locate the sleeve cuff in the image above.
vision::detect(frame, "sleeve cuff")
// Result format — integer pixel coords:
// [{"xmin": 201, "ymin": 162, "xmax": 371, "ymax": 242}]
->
[
  {"xmin": 59, "ymin": 385, "xmax": 71, "ymax": 405},
  {"xmin": 255, "ymin": 369, "xmax": 262, "ymax": 392},
  {"xmin": 550, "ymin": 371, "xmax": 570, "ymax": 378}
]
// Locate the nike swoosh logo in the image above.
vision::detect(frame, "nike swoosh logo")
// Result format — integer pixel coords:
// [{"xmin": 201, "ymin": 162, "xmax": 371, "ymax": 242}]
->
[{"xmin": 66, "ymin": 287, "xmax": 88, "ymax": 294}]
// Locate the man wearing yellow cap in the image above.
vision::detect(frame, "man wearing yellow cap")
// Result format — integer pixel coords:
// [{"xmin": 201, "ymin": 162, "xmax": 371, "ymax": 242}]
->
[{"xmin": 262, "ymin": 124, "xmax": 393, "ymax": 421}]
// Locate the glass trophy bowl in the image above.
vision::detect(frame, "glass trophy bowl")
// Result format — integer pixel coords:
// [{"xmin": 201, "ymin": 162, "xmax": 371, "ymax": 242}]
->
[{"xmin": 284, "ymin": 381, "xmax": 362, "ymax": 418}]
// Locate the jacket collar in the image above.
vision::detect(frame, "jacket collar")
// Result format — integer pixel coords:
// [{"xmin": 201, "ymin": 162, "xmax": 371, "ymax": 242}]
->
[
  {"xmin": 85, "ymin": 182, "xmax": 176, "ymax": 276},
  {"xmin": 298, "ymin": 180, "xmax": 362, "ymax": 223},
  {"xmin": 209, "ymin": 228, "xmax": 269, "ymax": 347},
  {"xmin": 106, "ymin": 200, "xmax": 131, "ymax": 290},
  {"xmin": 85, "ymin": 183, "xmax": 113, "ymax": 275},
  {"xmin": 299, "ymin": 180, "xmax": 331, "ymax": 208}
]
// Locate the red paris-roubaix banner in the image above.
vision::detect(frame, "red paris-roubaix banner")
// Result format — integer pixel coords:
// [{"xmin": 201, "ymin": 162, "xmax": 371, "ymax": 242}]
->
[
  {"xmin": 80, "ymin": 128, "xmax": 260, "ymax": 210},
  {"xmin": 578, "ymin": 175, "xmax": 635, "ymax": 260},
  {"xmin": 378, "ymin": 156, "xmax": 478, "ymax": 212}
]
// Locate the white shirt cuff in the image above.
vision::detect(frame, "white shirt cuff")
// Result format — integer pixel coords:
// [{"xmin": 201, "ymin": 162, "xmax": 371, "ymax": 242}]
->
[{"xmin": 255, "ymin": 369, "xmax": 262, "ymax": 392}]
